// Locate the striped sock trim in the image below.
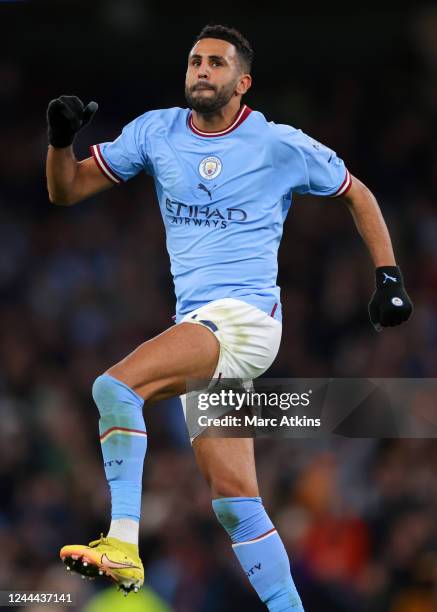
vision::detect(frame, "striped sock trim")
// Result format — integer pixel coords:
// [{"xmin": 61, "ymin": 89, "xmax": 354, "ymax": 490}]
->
[
  {"xmin": 231, "ymin": 527, "xmax": 277, "ymax": 548},
  {"xmin": 100, "ymin": 426, "xmax": 147, "ymax": 443}
]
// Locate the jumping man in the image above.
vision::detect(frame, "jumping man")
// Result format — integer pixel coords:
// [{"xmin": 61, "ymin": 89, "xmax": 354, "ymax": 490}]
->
[{"xmin": 46, "ymin": 24, "xmax": 412, "ymax": 611}]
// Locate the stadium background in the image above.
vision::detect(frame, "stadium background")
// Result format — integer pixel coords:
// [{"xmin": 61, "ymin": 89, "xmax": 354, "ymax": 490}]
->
[{"xmin": 1, "ymin": 2, "xmax": 437, "ymax": 610}]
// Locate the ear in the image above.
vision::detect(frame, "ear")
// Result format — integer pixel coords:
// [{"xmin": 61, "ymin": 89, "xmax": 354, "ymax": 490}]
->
[{"xmin": 235, "ymin": 73, "xmax": 252, "ymax": 96}]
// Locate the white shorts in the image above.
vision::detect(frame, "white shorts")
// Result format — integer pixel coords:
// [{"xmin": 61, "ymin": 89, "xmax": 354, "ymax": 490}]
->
[{"xmin": 178, "ymin": 298, "xmax": 282, "ymax": 438}]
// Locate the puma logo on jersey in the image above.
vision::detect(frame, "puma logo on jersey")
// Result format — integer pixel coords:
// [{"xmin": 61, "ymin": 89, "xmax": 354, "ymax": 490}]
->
[{"xmin": 198, "ymin": 183, "xmax": 212, "ymax": 200}]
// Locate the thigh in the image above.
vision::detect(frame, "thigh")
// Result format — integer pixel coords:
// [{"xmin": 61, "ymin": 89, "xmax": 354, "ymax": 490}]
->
[
  {"xmin": 107, "ymin": 322, "xmax": 219, "ymax": 403},
  {"xmin": 192, "ymin": 436, "xmax": 259, "ymax": 498}
]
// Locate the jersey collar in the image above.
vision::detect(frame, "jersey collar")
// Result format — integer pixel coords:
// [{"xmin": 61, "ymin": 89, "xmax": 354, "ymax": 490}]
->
[{"xmin": 188, "ymin": 105, "xmax": 252, "ymax": 137}]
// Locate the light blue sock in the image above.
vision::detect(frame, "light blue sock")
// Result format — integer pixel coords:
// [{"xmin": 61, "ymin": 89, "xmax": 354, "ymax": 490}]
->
[
  {"xmin": 92, "ymin": 374, "xmax": 147, "ymax": 522},
  {"xmin": 213, "ymin": 497, "xmax": 304, "ymax": 611}
]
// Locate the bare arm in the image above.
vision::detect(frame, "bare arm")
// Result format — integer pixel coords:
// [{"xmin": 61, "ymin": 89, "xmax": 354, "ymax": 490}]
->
[
  {"xmin": 46, "ymin": 145, "xmax": 113, "ymax": 206},
  {"xmin": 341, "ymin": 174, "xmax": 396, "ymax": 267},
  {"xmin": 340, "ymin": 174, "xmax": 412, "ymax": 328}
]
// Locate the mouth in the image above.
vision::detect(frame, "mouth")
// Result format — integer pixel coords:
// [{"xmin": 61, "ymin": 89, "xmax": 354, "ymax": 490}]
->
[{"xmin": 192, "ymin": 84, "xmax": 215, "ymax": 92}]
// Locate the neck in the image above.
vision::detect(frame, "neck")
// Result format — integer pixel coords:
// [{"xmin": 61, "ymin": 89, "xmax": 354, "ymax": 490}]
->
[{"xmin": 191, "ymin": 99, "xmax": 243, "ymax": 133}]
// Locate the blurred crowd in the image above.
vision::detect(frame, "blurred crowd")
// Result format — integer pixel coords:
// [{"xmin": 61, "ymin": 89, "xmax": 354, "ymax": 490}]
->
[{"xmin": 1, "ymin": 4, "xmax": 437, "ymax": 611}]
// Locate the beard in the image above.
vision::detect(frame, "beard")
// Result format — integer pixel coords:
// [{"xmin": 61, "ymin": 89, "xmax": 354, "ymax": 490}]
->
[{"xmin": 185, "ymin": 80, "xmax": 237, "ymax": 113}]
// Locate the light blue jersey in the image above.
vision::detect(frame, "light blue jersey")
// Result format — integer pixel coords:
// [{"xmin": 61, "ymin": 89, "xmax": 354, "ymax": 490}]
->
[{"xmin": 91, "ymin": 105, "xmax": 351, "ymax": 322}]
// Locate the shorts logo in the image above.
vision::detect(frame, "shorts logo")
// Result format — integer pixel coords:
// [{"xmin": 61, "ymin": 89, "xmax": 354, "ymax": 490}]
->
[{"xmin": 199, "ymin": 156, "xmax": 222, "ymax": 180}]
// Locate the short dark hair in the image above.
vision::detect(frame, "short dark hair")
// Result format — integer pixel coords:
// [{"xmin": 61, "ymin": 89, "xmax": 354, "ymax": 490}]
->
[{"xmin": 194, "ymin": 24, "xmax": 254, "ymax": 73}]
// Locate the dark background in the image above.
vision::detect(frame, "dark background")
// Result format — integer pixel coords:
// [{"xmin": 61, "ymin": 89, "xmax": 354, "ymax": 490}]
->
[{"xmin": 0, "ymin": 1, "xmax": 436, "ymax": 610}]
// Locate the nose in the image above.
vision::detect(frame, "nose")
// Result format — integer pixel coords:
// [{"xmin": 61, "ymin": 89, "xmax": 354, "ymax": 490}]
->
[{"xmin": 197, "ymin": 61, "xmax": 210, "ymax": 80}]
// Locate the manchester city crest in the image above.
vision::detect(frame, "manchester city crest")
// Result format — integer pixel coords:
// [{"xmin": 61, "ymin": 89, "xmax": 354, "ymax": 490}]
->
[{"xmin": 199, "ymin": 156, "xmax": 222, "ymax": 181}]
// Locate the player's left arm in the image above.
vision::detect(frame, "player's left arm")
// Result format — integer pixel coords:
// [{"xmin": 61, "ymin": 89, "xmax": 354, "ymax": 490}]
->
[{"xmin": 339, "ymin": 174, "xmax": 413, "ymax": 330}]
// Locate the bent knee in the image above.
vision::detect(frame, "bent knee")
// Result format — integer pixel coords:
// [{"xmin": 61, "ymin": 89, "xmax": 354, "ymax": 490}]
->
[
  {"xmin": 92, "ymin": 373, "xmax": 117, "ymax": 406},
  {"xmin": 92, "ymin": 373, "xmax": 114, "ymax": 406},
  {"xmin": 92, "ymin": 373, "xmax": 144, "ymax": 414},
  {"xmin": 106, "ymin": 362, "xmax": 153, "ymax": 401}
]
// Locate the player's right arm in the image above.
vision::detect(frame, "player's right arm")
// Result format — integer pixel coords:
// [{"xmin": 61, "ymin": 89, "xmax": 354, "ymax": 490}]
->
[
  {"xmin": 47, "ymin": 147, "xmax": 113, "ymax": 206},
  {"xmin": 46, "ymin": 95, "xmax": 113, "ymax": 206}
]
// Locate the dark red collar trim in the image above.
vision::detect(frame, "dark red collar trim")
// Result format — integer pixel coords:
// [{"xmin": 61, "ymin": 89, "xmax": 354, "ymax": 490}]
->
[{"xmin": 188, "ymin": 105, "xmax": 252, "ymax": 137}]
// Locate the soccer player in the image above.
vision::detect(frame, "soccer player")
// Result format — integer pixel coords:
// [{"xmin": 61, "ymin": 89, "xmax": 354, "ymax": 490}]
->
[{"xmin": 45, "ymin": 25, "xmax": 412, "ymax": 610}]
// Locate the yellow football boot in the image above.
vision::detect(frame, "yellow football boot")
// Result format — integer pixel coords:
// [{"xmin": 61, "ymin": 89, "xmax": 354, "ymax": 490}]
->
[{"xmin": 60, "ymin": 534, "xmax": 144, "ymax": 595}]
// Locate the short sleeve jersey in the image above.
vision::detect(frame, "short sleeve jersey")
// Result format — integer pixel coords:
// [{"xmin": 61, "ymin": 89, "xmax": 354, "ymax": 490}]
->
[{"xmin": 91, "ymin": 106, "xmax": 351, "ymax": 322}]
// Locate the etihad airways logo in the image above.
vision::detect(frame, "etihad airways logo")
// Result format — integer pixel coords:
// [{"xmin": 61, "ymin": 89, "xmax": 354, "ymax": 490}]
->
[{"xmin": 165, "ymin": 198, "xmax": 247, "ymax": 229}]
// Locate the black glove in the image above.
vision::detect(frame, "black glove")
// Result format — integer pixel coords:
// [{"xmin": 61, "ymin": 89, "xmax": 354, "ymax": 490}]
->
[
  {"xmin": 47, "ymin": 95, "xmax": 98, "ymax": 148},
  {"xmin": 368, "ymin": 266, "xmax": 413, "ymax": 331}
]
